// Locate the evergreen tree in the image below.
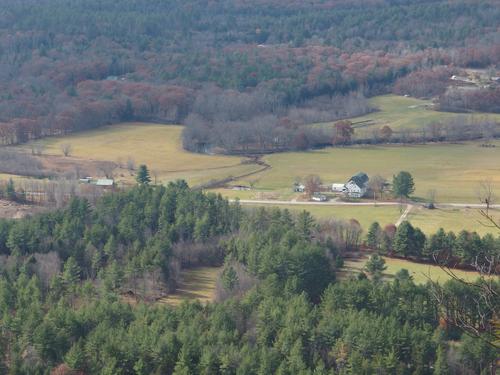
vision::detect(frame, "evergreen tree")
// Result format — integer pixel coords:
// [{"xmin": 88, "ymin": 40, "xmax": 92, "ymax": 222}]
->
[
  {"xmin": 365, "ymin": 254, "xmax": 387, "ymax": 281},
  {"xmin": 434, "ymin": 344, "xmax": 449, "ymax": 375},
  {"xmin": 136, "ymin": 165, "xmax": 151, "ymax": 185},
  {"xmin": 62, "ymin": 256, "xmax": 81, "ymax": 287},
  {"xmin": 6, "ymin": 179, "xmax": 16, "ymax": 201},
  {"xmin": 366, "ymin": 222, "xmax": 382, "ymax": 250},
  {"xmin": 392, "ymin": 171, "xmax": 415, "ymax": 200},
  {"xmin": 296, "ymin": 210, "xmax": 315, "ymax": 239},
  {"xmin": 221, "ymin": 264, "xmax": 239, "ymax": 291}
]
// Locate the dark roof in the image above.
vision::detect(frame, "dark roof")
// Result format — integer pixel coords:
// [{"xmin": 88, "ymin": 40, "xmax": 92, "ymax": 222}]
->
[{"xmin": 349, "ymin": 172, "xmax": 368, "ymax": 188}]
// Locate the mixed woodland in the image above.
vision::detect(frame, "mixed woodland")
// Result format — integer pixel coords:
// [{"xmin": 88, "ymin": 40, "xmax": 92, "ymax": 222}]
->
[
  {"xmin": 0, "ymin": 0, "xmax": 499, "ymax": 152},
  {"xmin": 0, "ymin": 182, "xmax": 498, "ymax": 374}
]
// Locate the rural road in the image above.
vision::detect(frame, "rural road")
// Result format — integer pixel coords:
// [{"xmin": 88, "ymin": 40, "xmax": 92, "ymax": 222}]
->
[{"xmin": 232, "ymin": 199, "xmax": 500, "ymax": 209}]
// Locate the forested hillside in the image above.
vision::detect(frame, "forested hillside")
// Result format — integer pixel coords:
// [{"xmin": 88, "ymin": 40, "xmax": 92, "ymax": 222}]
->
[
  {"xmin": 0, "ymin": 182, "xmax": 498, "ymax": 373},
  {"xmin": 0, "ymin": 0, "xmax": 499, "ymax": 151}
]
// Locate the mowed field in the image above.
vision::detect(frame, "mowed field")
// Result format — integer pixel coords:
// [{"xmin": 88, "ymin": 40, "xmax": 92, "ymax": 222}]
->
[
  {"xmin": 342, "ymin": 256, "xmax": 487, "ymax": 285},
  {"xmin": 315, "ymin": 94, "xmax": 500, "ymax": 133},
  {"xmin": 407, "ymin": 206, "xmax": 500, "ymax": 235},
  {"xmin": 19, "ymin": 123, "xmax": 261, "ymax": 186},
  {"xmin": 242, "ymin": 204, "xmax": 402, "ymax": 230},
  {"xmin": 231, "ymin": 140, "xmax": 500, "ymax": 203}
]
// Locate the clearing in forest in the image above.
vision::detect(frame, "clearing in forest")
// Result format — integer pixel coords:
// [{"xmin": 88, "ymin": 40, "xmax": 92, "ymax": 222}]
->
[
  {"xmin": 157, "ymin": 266, "xmax": 221, "ymax": 306},
  {"xmin": 342, "ymin": 256, "xmax": 488, "ymax": 284}
]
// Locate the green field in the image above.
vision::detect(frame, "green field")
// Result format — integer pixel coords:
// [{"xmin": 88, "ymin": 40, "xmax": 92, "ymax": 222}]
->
[
  {"xmin": 157, "ymin": 266, "xmax": 221, "ymax": 306},
  {"xmin": 19, "ymin": 123, "xmax": 261, "ymax": 186},
  {"xmin": 408, "ymin": 206, "xmax": 500, "ymax": 235},
  {"xmin": 230, "ymin": 140, "xmax": 500, "ymax": 203},
  {"xmin": 315, "ymin": 94, "xmax": 500, "ymax": 134},
  {"xmin": 342, "ymin": 256, "xmax": 488, "ymax": 284},
  {"xmin": 242, "ymin": 203, "xmax": 402, "ymax": 230}
]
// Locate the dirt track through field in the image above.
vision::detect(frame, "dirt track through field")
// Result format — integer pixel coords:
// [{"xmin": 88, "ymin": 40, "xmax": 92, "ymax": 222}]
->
[{"xmin": 395, "ymin": 204, "xmax": 413, "ymax": 226}]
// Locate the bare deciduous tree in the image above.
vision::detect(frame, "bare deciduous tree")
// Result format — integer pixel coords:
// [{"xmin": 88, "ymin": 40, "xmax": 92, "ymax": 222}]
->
[
  {"xmin": 429, "ymin": 181, "xmax": 499, "ymax": 349},
  {"xmin": 368, "ymin": 174, "xmax": 386, "ymax": 202},
  {"xmin": 304, "ymin": 174, "xmax": 322, "ymax": 198},
  {"xmin": 126, "ymin": 156, "xmax": 136, "ymax": 171},
  {"xmin": 60, "ymin": 143, "xmax": 72, "ymax": 157}
]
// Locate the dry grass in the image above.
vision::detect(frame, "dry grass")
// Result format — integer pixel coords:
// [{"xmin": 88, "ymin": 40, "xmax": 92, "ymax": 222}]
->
[
  {"xmin": 20, "ymin": 123, "xmax": 260, "ymax": 186},
  {"xmin": 157, "ymin": 266, "xmax": 221, "ymax": 306}
]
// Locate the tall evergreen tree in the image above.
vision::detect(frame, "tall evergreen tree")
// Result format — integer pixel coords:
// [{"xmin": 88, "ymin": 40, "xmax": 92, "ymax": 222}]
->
[
  {"xmin": 136, "ymin": 165, "xmax": 152, "ymax": 185},
  {"xmin": 392, "ymin": 171, "xmax": 415, "ymax": 200}
]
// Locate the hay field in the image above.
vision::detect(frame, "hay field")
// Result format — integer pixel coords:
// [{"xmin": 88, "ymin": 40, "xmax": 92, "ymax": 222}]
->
[
  {"xmin": 314, "ymin": 94, "xmax": 500, "ymax": 133},
  {"xmin": 20, "ymin": 123, "xmax": 261, "ymax": 186},
  {"xmin": 342, "ymin": 256, "xmax": 487, "ymax": 284},
  {"xmin": 233, "ymin": 140, "xmax": 500, "ymax": 203}
]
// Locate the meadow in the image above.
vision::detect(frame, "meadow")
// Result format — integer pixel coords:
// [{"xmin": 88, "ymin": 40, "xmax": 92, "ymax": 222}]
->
[
  {"xmin": 19, "ymin": 123, "xmax": 261, "ymax": 186},
  {"xmin": 315, "ymin": 94, "xmax": 500, "ymax": 133},
  {"xmin": 242, "ymin": 203, "xmax": 402, "ymax": 230},
  {"xmin": 342, "ymin": 256, "xmax": 487, "ymax": 285},
  {"xmin": 407, "ymin": 206, "xmax": 500, "ymax": 235},
  {"xmin": 231, "ymin": 140, "xmax": 500, "ymax": 203},
  {"xmin": 157, "ymin": 266, "xmax": 221, "ymax": 306}
]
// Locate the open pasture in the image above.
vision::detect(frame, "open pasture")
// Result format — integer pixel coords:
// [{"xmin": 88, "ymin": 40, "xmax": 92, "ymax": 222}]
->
[
  {"xmin": 342, "ymin": 255, "xmax": 487, "ymax": 285},
  {"xmin": 242, "ymin": 203, "xmax": 402, "ymax": 230},
  {"xmin": 407, "ymin": 206, "xmax": 500, "ymax": 235},
  {"xmin": 19, "ymin": 123, "xmax": 261, "ymax": 186},
  {"xmin": 232, "ymin": 140, "xmax": 500, "ymax": 203},
  {"xmin": 315, "ymin": 94, "xmax": 500, "ymax": 133}
]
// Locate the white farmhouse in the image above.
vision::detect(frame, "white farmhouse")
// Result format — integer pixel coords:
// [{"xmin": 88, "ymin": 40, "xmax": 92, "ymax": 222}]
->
[{"xmin": 345, "ymin": 173, "xmax": 369, "ymax": 198}]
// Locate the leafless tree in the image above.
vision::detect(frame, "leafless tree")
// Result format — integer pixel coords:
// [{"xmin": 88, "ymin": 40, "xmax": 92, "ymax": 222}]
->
[
  {"xmin": 368, "ymin": 175, "xmax": 386, "ymax": 202},
  {"xmin": 428, "ymin": 181, "xmax": 499, "ymax": 349},
  {"xmin": 126, "ymin": 156, "xmax": 136, "ymax": 171},
  {"xmin": 477, "ymin": 179, "xmax": 496, "ymax": 216},
  {"xmin": 304, "ymin": 174, "xmax": 322, "ymax": 198},
  {"xmin": 60, "ymin": 143, "xmax": 72, "ymax": 157},
  {"xmin": 31, "ymin": 144, "xmax": 45, "ymax": 156},
  {"xmin": 427, "ymin": 189, "xmax": 437, "ymax": 208},
  {"xmin": 98, "ymin": 162, "xmax": 115, "ymax": 179}
]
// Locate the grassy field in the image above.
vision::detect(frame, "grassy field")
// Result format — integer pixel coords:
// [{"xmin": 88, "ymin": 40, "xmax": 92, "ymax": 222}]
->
[
  {"xmin": 242, "ymin": 203, "xmax": 402, "ymax": 230},
  {"xmin": 408, "ymin": 206, "xmax": 500, "ymax": 235},
  {"xmin": 19, "ymin": 123, "xmax": 261, "ymax": 186},
  {"xmin": 158, "ymin": 266, "xmax": 221, "ymax": 306},
  {"xmin": 314, "ymin": 94, "xmax": 500, "ymax": 133},
  {"xmin": 342, "ymin": 255, "xmax": 486, "ymax": 284},
  {"xmin": 229, "ymin": 140, "xmax": 500, "ymax": 203}
]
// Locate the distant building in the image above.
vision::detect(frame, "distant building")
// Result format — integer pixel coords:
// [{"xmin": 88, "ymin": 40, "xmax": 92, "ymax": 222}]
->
[
  {"xmin": 293, "ymin": 183, "xmax": 305, "ymax": 193},
  {"xmin": 345, "ymin": 172, "xmax": 369, "ymax": 198},
  {"xmin": 312, "ymin": 193, "xmax": 327, "ymax": 202},
  {"xmin": 331, "ymin": 183, "xmax": 346, "ymax": 193},
  {"xmin": 231, "ymin": 185, "xmax": 250, "ymax": 191},
  {"xmin": 95, "ymin": 179, "xmax": 114, "ymax": 187}
]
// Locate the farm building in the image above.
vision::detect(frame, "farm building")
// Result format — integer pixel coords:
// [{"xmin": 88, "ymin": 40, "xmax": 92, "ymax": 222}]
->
[
  {"xmin": 331, "ymin": 183, "xmax": 346, "ymax": 193},
  {"xmin": 293, "ymin": 183, "xmax": 305, "ymax": 192},
  {"xmin": 312, "ymin": 193, "xmax": 327, "ymax": 202},
  {"xmin": 95, "ymin": 179, "xmax": 114, "ymax": 187},
  {"xmin": 345, "ymin": 172, "xmax": 369, "ymax": 198}
]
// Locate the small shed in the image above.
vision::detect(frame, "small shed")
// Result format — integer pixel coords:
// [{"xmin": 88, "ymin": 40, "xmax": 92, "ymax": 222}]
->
[
  {"xmin": 331, "ymin": 183, "xmax": 346, "ymax": 193},
  {"xmin": 95, "ymin": 179, "xmax": 114, "ymax": 187}
]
